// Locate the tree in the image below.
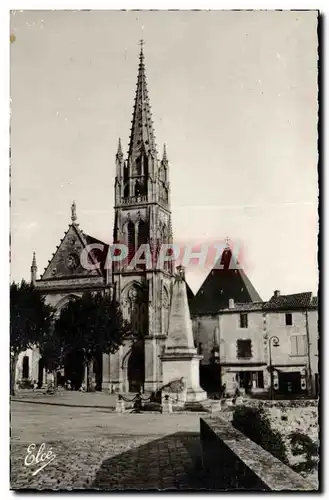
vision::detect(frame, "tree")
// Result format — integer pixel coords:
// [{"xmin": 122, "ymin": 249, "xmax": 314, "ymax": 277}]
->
[
  {"xmin": 10, "ymin": 281, "xmax": 54, "ymax": 396},
  {"xmin": 39, "ymin": 328, "xmax": 65, "ymax": 391},
  {"xmin": 54, "ymin": 291, "xmax": 132, "ymax": 391}
]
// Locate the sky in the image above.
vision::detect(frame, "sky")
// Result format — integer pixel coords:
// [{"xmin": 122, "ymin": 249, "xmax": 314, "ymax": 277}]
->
[{"xmin": 10, "ymin": 9, "xmax": 318, "ymax": 298}]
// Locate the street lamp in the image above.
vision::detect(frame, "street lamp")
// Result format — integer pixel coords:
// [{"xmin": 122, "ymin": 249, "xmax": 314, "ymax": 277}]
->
[{"xmin": 268, "ymin": 335, "xmax": 280, "ymax": 400}]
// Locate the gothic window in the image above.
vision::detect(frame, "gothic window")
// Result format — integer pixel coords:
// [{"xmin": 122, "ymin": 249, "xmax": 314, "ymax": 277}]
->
[
  {"xmin": 123, "ymin": 164, "xmax": 128, "ymax": 183},
  {"xmin": 136, "ymin": 220, "xmax": 149, "ymax": 270},
  {"xmin": 127, "ymin": 221, "xmax": 135, "ymax": 263},
  {"xmin": 135, "ymin": 180, "xmax": 141, "ymax": 197},
  {"xmin": 124, "ymin": 183, "xmax": 129, "ymax": 198},
  {"xmin": 136, "ymin": 156, "xmax": 142, "ymax": 176},
  {"xmin": 144, "ymin": 155, "xmax": 148, "ymax": 178},
  {"xmin": 22, "ymin": 355, "xmax": 29, "ymax": 379},
  {"xmin": 138, "ymin": 220, "xmax": 149, "ymax": 247},
  {"xmin": 125, "ymin": 286, "xmax": 148, "ymax": 338}
]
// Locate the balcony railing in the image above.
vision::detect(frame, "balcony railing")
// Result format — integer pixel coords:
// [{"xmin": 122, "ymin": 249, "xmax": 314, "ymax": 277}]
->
[{"xmin": 121, "ymin": 195, "xmax": 148, "ymax": 205}]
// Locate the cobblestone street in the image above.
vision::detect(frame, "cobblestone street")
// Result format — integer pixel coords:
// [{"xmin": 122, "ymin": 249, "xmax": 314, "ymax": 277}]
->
[{"xmin": 10, "ymin": 397, "xmax": 206, "ymax": 490}]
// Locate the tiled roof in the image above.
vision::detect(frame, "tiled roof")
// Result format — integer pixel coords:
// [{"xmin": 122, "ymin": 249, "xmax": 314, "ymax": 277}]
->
[
  {"xmin": 263, "ymin": 292, "xmax": 313, "ymax": 311},
  {"xmin": 190, "ymin": 248, "xmax": 262, "ymax": 315},
  {"xmin": 220, "ymin": 302, "xmax": 264, "ymax": 313},
  {"xmin": 198, "ymin": 293, "xmax": 318, "ymax": 315}
]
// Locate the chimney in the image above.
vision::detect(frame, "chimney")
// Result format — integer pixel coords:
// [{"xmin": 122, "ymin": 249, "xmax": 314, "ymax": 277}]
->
[
  {"xmin": 228, "ymin": 298, "xmax": 235, "ymax": 309},
  {"xmin": 274, "ymin": 290, "xmax": 280, "ymax": 298}
]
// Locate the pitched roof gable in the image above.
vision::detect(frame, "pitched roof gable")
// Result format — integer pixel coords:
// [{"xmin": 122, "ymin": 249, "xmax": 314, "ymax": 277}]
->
[{"xmin": 40, "ymin": 224, "xmax": 108, "ymax": 281}]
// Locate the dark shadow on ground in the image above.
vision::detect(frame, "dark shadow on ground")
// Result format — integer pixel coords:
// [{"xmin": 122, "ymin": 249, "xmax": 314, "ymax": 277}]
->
[{"xmin": 90, "ymin": 432, "xmax": 209, "ymax": 491}]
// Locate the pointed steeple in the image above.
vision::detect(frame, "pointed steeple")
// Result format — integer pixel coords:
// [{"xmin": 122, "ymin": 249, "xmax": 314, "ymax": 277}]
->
[
  {"xmin": 162, "ymin": 143, "xmax": 168, "ymax": 163},
  {"xmin": 30, "ymin": 251, "xmax": 37, "ymax": 285},
  {"xmin": 116, "ymin": 137, "xmax": 123, "ymax": 160},
  {"xmin": 71, "ymin": 200, "xmax": 77, "ymax": 223},
  {"xmin": 128, "ymin": 40, "xmax": 157, "ymax": 160}
]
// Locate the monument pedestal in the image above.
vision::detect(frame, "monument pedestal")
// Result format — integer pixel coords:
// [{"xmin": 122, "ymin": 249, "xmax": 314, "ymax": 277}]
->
[
  {"xmin": 161, "ymin": 349, "xmax": 207, "ymax": 403},
  {"xmin": 160, "ymin": 266, "xmax": 207, "ymax": 404}
]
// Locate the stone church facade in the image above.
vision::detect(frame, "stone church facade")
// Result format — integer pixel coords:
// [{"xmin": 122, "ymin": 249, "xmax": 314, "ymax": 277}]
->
[
  {"xmin": 16, "ymin": 44, "xmax": 318, "ymax": 397},
  {"xmin": 17, "ymin": 45, "xmax": 175, "ymax": 393}
]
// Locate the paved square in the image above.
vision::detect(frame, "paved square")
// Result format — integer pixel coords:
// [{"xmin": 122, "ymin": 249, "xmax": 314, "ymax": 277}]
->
[{"xmin": 11, "ymin": 395, "xmax": 206, "ymax": 490}]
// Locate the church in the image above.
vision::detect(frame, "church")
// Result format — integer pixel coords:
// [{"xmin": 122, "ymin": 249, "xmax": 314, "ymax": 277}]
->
[{"xmin": 17, "ymin": 44, "xmax": 318, "ymax": 398}]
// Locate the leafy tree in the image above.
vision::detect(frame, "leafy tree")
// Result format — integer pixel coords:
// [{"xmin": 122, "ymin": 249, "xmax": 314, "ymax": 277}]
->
[
  {"xmin": 39, "ymin": 328, "xmax": 65, "ymax": 391},
  {"xmin": 10, "ymin": 280, "xmax": 54, "ymax": 395},
  {"xmin": 54, "ymin": 291, "xmax": 132, "ymax": 391}
]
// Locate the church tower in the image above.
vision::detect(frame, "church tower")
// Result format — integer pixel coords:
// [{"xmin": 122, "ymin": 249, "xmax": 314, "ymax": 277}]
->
[{"xmin": 111, "ymin": 42, "xmax": 174, "ymax": 393}]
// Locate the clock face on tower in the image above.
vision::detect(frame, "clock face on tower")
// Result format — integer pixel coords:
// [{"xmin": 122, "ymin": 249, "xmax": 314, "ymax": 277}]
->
[{"xmin": 66, "ymin": 253, "xmax": 79, "ymax": 270}]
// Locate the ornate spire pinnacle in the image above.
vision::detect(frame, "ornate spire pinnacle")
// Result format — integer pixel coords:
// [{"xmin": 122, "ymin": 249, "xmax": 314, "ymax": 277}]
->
[
  {"xmin": 71, "ymin": 201, "xmax": 77, "ymax": 223},
  {"xmin": 162, "ymin": 143, "xmax": 168, "ymax": 162},
  {"xmin": 116, "ymin": 137, "xmax": 123, "ymax": 159},
  {"xmin": 30, "ymin": 251, "xmax": 37, "ymax": 285},
  {"xmin": 128, "ymin": 41, "xmax": 157, "ymax": 160},
  {"xmin": 31, "ymin": 251, "xmax": 37, "ymax": 269},
  {"xmin": 139, "ymin": 38, "xmax": 144, "ymax": 61}
]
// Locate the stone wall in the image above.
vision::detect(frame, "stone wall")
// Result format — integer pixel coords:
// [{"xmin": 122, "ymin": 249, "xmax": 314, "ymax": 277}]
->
[
  {"xmin": 221, "ymin": 399, "xmax": 319, "ymax": 486},
  {"xmin": 200, "ymin": 416, "xmax": 316, "ymax": 491}
]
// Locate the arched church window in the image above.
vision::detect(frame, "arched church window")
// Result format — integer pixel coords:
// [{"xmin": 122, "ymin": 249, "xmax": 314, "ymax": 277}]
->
[
  {"xmin": 144, "ymin": 155, "xmax": 148, "ymax": 178},
  {"xmin": 136, "ymin": 220, "xmax": 149, "ymax": 270},
  {"xmin": 124, "ymin": 183, "xmax": 129, "ymax": 198},
  {"xmin": 126, "ymin": 286, "xmax": 148, "ymax": 338},
  {"xmin": 127, "ymin": 221, "xmax": 135, "ymax": 263},
  {"xmin": 135, "ymin": 181, "xmax": 141, "ymax": 197},
  {"xmin": 136, "ymin": 156, "xmax": 142, "ymax": 176}
]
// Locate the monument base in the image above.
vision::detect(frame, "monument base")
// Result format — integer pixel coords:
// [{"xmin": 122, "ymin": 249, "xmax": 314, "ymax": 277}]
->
[{"xmin": 160, "ymin": 348, "xmax": 207, "ymax": 403}]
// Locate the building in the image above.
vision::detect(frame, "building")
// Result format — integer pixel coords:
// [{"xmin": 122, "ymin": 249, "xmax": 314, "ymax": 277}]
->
[
  {"xmin": 16, "ymin": 44, "xmax": 174, "ymax": 392},
  {"xmin": 192, "ymin": 285, "xmax": 318, "ymax": 397},
  {"xmin": 15, "ymin": 44, "xmax": 318, "ymax": 398}
]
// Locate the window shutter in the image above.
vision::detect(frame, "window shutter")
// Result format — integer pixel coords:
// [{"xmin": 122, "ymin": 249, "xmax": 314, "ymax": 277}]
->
[{"xmin": 291, "ymin": 336, "xmax": 298, "ymax": 356}]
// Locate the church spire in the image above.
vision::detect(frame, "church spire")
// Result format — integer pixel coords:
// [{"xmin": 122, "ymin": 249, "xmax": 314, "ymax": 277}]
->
[
  {"xmin": 30, "ymin": 251, "xmax": 37, "ymax": 285},
  {"xmin": 128, "ymin": 40, "xmax": 157, "ymax": 160},
  {"xmin": 162, "ymin": 143, "xmax": 168, "ymax": 162},
  {"xmin": 116, "ymin": 137, "xmax": 123, "ymax": 160}
]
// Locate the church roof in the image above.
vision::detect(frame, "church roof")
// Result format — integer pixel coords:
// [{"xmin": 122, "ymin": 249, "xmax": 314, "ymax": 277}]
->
[
  {"xmin": 38, "ymin": 203, "xmax": 109, "ymax": 281},
  {"xmin": 190, "ymin": 247, "xmax": 262, "ymax": 315},
  {"xmin": 128, "ymin": 42, "xmax": 157, "ymax": 160}
]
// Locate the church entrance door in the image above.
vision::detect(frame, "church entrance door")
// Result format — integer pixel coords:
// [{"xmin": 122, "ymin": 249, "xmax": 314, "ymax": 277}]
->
[{"xmin": 128, "ymin": 341, "xmax": 145, "ymax": 393}]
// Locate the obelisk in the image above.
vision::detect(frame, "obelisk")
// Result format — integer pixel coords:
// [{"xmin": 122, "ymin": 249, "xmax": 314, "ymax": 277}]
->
[{"xmin": 161, "ymin": 266, "xmax": 207, "ymax": 403}]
